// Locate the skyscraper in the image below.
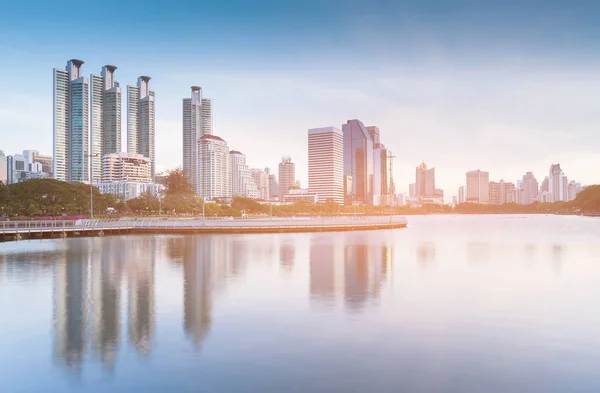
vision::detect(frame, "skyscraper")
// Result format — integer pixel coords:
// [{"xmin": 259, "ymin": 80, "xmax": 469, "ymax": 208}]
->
[
  {"xmin": 198, "ymin": 135, "xmax": 231, "ymax": 200},
  {"xmin": 278, "ymin": 157, "xmax": 295, "ymax": 197},
  {"xmin": 183, "ymin": 87, "xmax": 213, "ymax": 195},
  {"xmin": 53, "ymin": 59, "xmax": 89, "ymax": 183},
  {"xmin": 127, "ymin": 77, "xmax": 155, "ymax": 181},
  {"xmin": 229, "ymin": 150, "xmax": 259, "ymax": 198},
  {"xmin": 265, "ymin": 168, "xmax": 279, "ymax": 198},
  {"xmin": 251, "ymin": 169, "xmax": 270, "ymax": 200},
  {"xmin": 519, "ymin": 172, "xmax": 539, "ymax": 205},
  {"xmin": 548, "ymin": 164, "xmax": 566, "ymax": 202},
  {"xmin": 367, "ymin": 126, "xmax": 394, "ymax": 206},
  {"xmin": 489, "ymin": 180, "xmax": 505, "ymax": 205},
  {"xmin": 568, "ymin": 180, "xmax": 582, "ymax": 201},
  {"xmin": 373, "ymin": 147, "xmax": 394, "ymax": 206},
  {"xmin": 458, "ymin": 186, "xmax": 465, "ymax": 204},
  {"xmin": 342, "ymin": 119, "xmax": 373, "ymax": 205},
  {"xmin": 90, "ymin": 65, "xmax": 121, "ymax": 182},
  {"xmin": 466, "ymin": 170, "xmax": 489, "ymax": 203},
  {"xmin": 308, "ymin": 127, "xmax": 344, "ymax": 204},
  {"xmin": 182, "ymin": 87, "xmax": 203, "ymax": 193},
  {"xmin": 415, "ymin": 162, "xmax": 435, "ymax": 200},
  {"xmin": 201, "ymin": 98, "xmax": 213, "ymax": 136}
]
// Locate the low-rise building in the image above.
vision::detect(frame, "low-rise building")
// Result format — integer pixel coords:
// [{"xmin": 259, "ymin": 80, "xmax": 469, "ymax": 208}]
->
[
  {"xmin": 282, "ymin": 188, "xmax": 318, "ymax": 203},
  {"xmin": 102, "ymin": 152, "xmax": 151, "ymax": 182},
  {"xmin": 95, "ymin": 181, "xmax": 164, "ymax": 201}
]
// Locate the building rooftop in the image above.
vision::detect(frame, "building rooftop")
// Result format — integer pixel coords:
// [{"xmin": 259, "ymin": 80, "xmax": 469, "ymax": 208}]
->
[
  {"xmin": 200, "ymin": 134, "xmax": 226, "ymax": 142},
  {"xmin": 229, "ymin": 150, "xmax": 243, "ymax": 155},
  {"xmin": 69, "ymin": 59, "xmax": 84, "ymax": 67}
]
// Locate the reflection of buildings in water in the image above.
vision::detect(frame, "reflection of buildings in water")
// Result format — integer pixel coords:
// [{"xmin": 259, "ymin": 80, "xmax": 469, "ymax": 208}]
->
[
  {"xmin": 183, "ymin": 236, "xmax": 233, "ymax": 346},
  {"xmin": 126, "ymin": 237, "xmax": 156, "ymax": 355},
  {"xmin": 309, "ymin": 236, "xmax": 392, "ymax": 311},
  {"xmin": 551, "ymin": 244, "xmax": 563, "ymax": 273},
  {"xmin": 183, "ymin": 236, "xmax": 213, "ymax": 346},
  {"xmin": 467, "ymin": 242, "xmax": 491, "ymax": 264},
  {"xmin": 344, "ymin": 244, "xmax": 390, "ymax": 311},
  {"xmin": 91, "ymin": 238, "xmax": 122, "ymax": 367},
  {"xmin": 524, "ymin": 244, "xmax": 537, "ymax": 260},
  {"xmin": 279, "ymin": 241, "xmax": 295, "ymax": 271},
  {"xmin": 53, "ymin": 240, "xmax": 91, "ymax": 370},
  {"xmin": 309, "ymin": 241, "xmax": 341, "ymax": 302},
  {"xmin": 416, "ymin": 243, "xmax": 436, "ymax": 266},
  {"xmin": 166, "ymin": 236, "xmax": 185, "ymax": 265}
]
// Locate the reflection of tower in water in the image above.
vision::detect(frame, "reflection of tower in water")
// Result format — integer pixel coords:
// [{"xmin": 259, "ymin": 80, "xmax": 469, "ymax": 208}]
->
[
  {"xmin": 53, "ymin": 240, "xmax": 91, "ymax": 370},
  {"xmin": 417, "ymin": 243, "xmax": 436, "ymax": 266},
  {"xmin": 91, "ymin": 238, "xmax": 121, "ymax": 367},
  {"xmin": 309, "ymin": 235, "xmax": 392, "ymax": 311},
  {"xmin": 183, "ymin": 236, "xmax": 232, "ymax": 346},
  {"xmin": 126, "ymin": 237, "xmax": 156, "ymax": 355},
  {"xmin": 279, "ymin": 241, "xmax": 295, "ymax": 271}
]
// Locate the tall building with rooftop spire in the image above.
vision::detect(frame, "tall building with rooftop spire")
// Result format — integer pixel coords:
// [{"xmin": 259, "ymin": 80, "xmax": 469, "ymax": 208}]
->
[
  {"xmin": 183, "ymin": 86, "xmax": 213, "ymax": 194},
  {"xmin": 53, "ymin": 59, "xmax": 89, "ymax": 183},
  {"xmin": 90, "ymin": 65, "xmax": 121, "ymax": 182},
  {"xmin": 127, "ymin": 76, "xmax": 155, "ymax": 181}
]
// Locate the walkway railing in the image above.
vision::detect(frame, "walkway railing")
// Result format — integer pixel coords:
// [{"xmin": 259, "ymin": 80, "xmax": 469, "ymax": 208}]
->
[{"xmin": 1, "ymin": 216, "xmax": 407, "ymax": 236}]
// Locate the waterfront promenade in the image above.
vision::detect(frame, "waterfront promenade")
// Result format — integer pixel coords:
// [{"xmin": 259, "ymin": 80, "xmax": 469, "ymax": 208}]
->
[{"xmin": 0, "ymin": 216, "xmax": 408, "ymax": 242}]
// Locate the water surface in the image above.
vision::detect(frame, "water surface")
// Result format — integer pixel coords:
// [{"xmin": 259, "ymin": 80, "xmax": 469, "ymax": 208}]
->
[{"xmin": 1, "ymin": 215, "xmax": 600, "ymax": 392}]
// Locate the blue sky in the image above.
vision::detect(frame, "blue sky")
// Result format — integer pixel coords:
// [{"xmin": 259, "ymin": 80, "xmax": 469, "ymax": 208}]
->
[{"xmin": 1, "ymin": 0, "xmax": 599, "ymax": 197}]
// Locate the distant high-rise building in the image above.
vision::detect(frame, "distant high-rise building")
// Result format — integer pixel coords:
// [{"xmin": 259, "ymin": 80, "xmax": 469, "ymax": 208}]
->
[
  {"xmin": 366, "ymin": 126, "xmax": 380, "ymax": 147},
  {"xmin": 7, "ymin": 153, "xmax": 26, "ymax": 184},
  {"xmin": 201, "ymin": 98, "xmax": 213, "ymax": 136},
  {"xmin": 466, "ymin": 170, "xmax": 489, "ymax": 203},
  {"xmin": 409, "ymin": 183, "xmax": 416, "ymax": 198},
  {"xmin": 367, "ymin": 126, "xmax": 393, "ymax": 206},
  {"xmin": 278, "ymin": 157, "xmax": 295, "ymax": 197},
  {"xmin": 90, "ymin": 65, "xmax": 121, "ymax": 182},
  {"xmin": 32, "ymin": 152, "xmax": 53, "ymax": 177},
  {"xmin": 458, "ymin": 186, "xmax": 465, "ymax": 204},
  {"xmin": 540, "ymin": 176, "xmax": 549, "ymax": 193},
  {"xmin": 504, "ymin": 182, "xmax": 517, "ymax": 203},
  {"xmin": 198, "ymin": 135, "xmax": 230, "ymax": 200},
  {"xmin": 489, "ymin": 180, "xmax": 513, "ymax": 205},
  {"xmin": 53, "ymin": 59, "xmax": 89, "ymax": 183},
  {"xmin": 342, "ymin": 119, "xmax": 373, "ymax": 205},
  {"xmin": 182, "ymin": 86, "xmax": 213, "ymax": 195},
  {"xmin": 548, "ymin": 164, "xmax": 566, "ymax": 202},
  {"xmin": 230, "ymin": 150, "xmax": 259, "ymax": 198},
  {"xmin": 373, "ymin": 147, "xmax": 394, "ymax": 206},
  {"xmin": 0, "ymin": 151, "xmax": 6, "ymax": 184},
  {"xmin": 308, "ymin": 127, "xmax": 344, "ymax": 204},
  {"xmin": 265, "ymin": 168, "xmax": 279, "ymax": 198},
  {"xmin": 415, "ymin": 162, "xmax": 435, "ymax": 200},
  {"xmin": 568, "ymin": 181, "xmax": 582, "ymax": 201},
  {"xmin": 127, "ymin": 77, "xmax": 155, "ymax": 181},
  {"xmin": 182, "ymin": 86, "xmax": 203, "ymax": 193},
  {"xmin": 251, "ymin": 169, "xmax": 270, "ymax": 200},
  {"xmin": 519, "ymin": 172, "xmax": 539, "ymax": 205}
]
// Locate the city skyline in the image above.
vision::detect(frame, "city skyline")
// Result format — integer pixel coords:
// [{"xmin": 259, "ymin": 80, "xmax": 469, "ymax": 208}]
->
[{"xmin": 2, "ymin": 1, "xmax": 600, "ymax": 198}]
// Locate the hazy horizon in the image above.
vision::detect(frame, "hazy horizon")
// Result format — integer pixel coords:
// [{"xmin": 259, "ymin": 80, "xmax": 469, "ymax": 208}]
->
[{"xmin": 2, "ymin": 0, "xmax": 599, "ymax": 198}]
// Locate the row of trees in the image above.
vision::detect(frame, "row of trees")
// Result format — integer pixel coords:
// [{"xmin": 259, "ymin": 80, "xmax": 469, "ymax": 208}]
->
[
  {"xmin": 1, "ymin": 172, "xmax": 599, "ymax": 218},
  {"xmin": 0, "ymin": 179, "xmax": 117, "ymax": 217}
]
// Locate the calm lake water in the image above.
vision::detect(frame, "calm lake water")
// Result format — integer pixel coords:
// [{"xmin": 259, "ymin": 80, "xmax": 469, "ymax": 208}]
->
[{"xmin": 1, "ymin": 215, "xmax": 600, "ymax": 392}]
